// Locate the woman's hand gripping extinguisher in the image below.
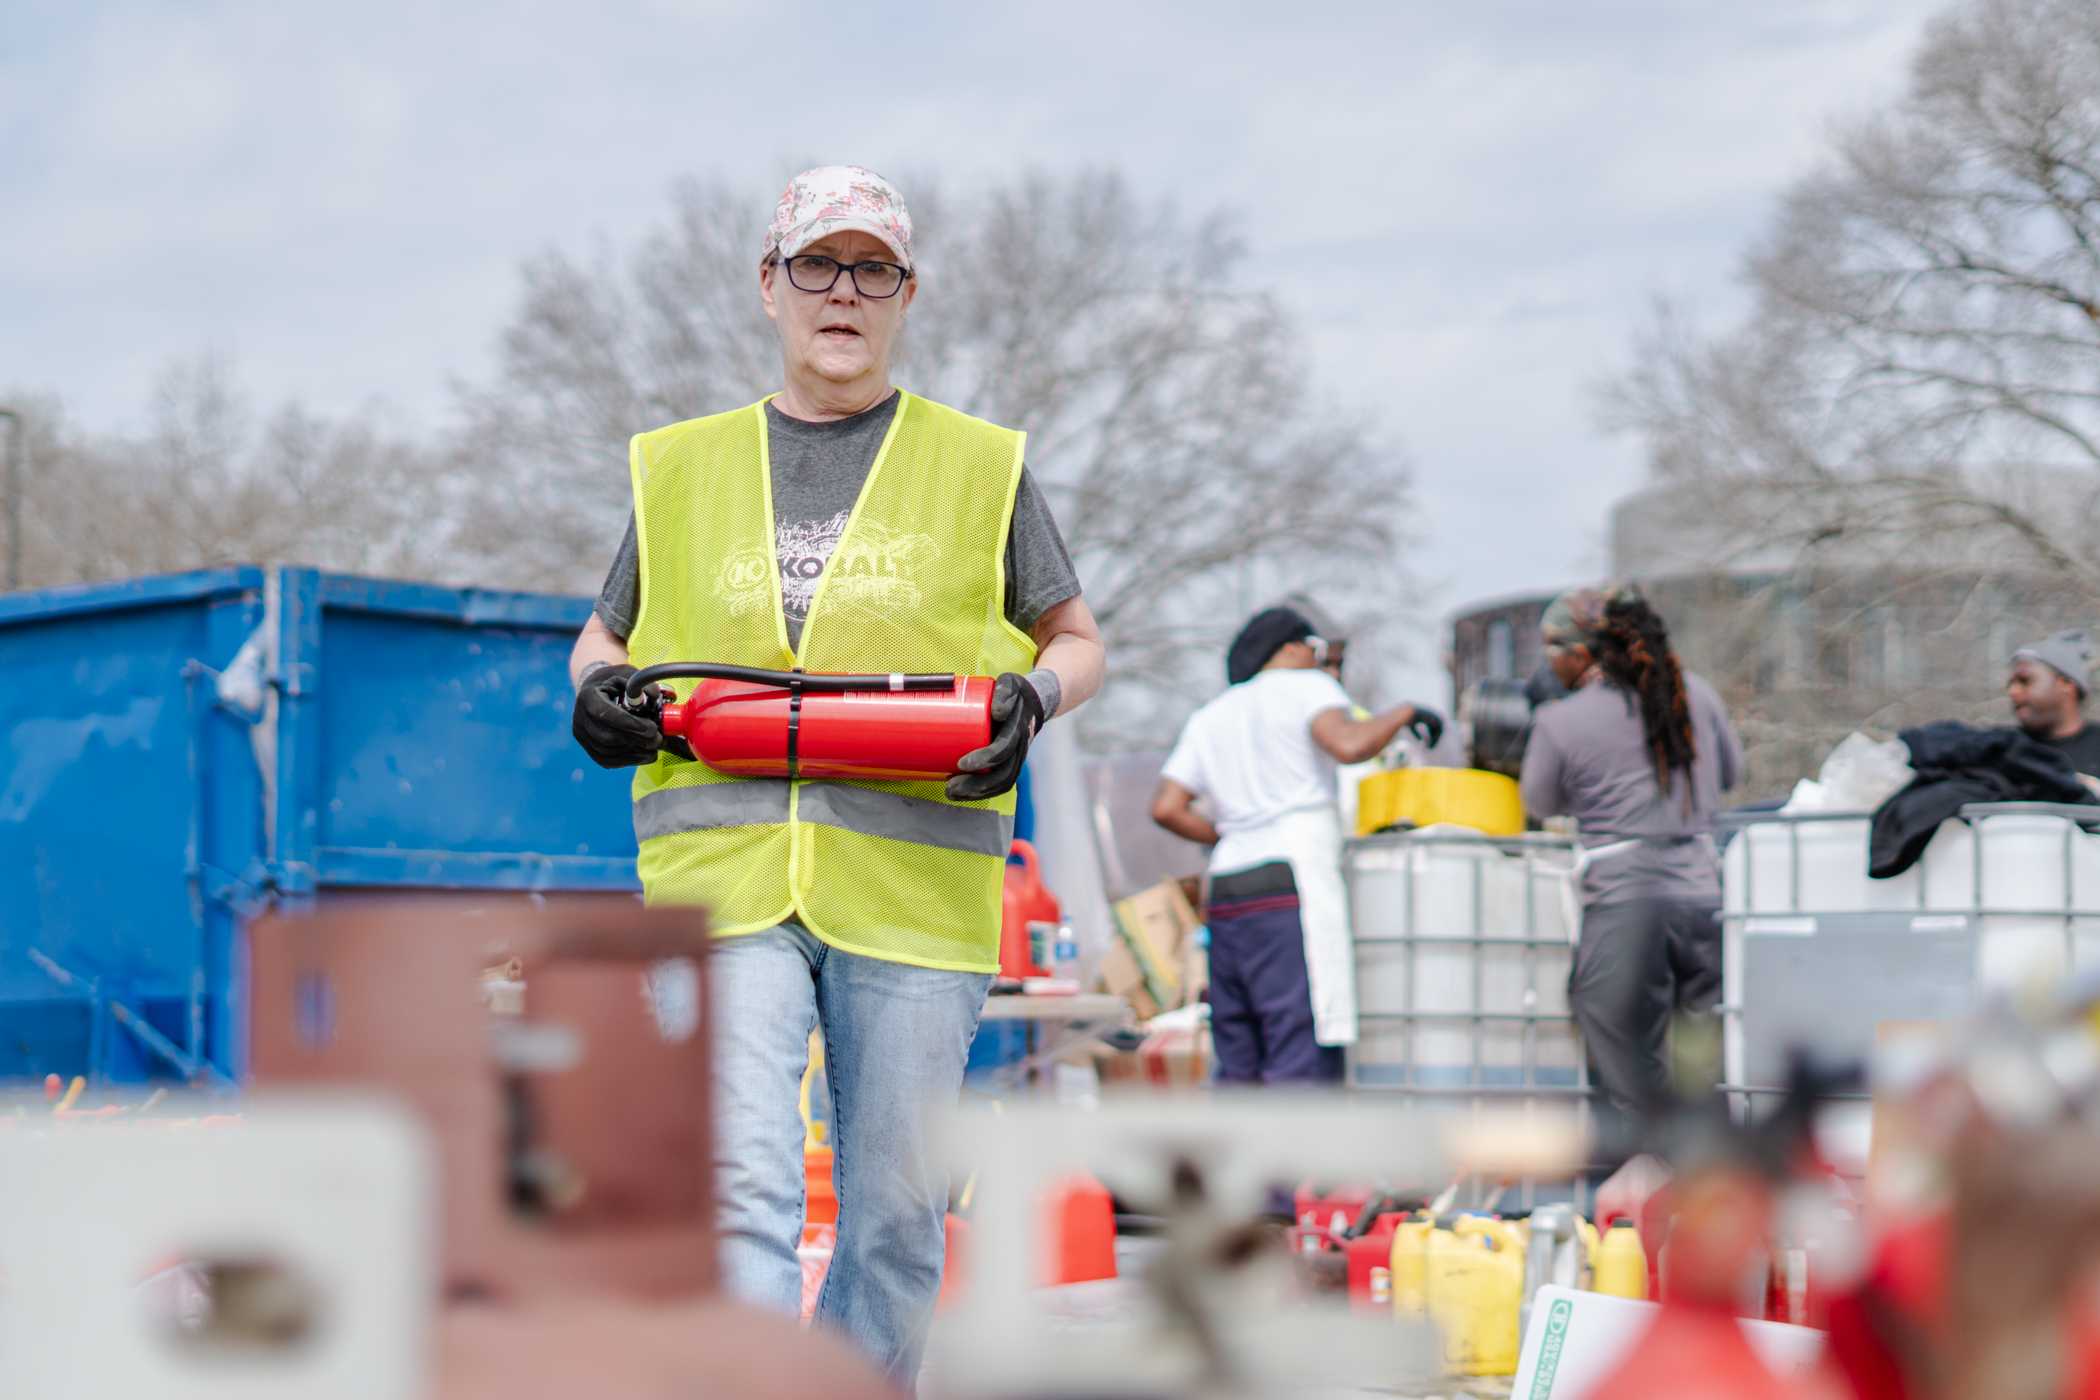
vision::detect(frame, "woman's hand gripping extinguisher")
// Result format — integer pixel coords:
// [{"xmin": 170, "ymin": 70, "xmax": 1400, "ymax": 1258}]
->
[{"xmin": 622, "ymin": 663, "xmax": 999, "ymax": 785}]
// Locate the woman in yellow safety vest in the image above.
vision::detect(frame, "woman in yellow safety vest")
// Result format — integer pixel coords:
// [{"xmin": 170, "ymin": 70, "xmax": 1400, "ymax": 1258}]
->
[{"xmin": 565, "ymin": 166, "xmax": 1105, "ymax": 1386}]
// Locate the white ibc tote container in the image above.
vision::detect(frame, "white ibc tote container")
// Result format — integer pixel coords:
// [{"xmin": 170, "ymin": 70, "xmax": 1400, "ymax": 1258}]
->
[
  {"xmin": 1345, "ymin": 830, "xmax": 1584, "ymax": 1099},
  {"xmin": 1721, "ymin": 802, "xmax": 2100, "ymax": 1102}
]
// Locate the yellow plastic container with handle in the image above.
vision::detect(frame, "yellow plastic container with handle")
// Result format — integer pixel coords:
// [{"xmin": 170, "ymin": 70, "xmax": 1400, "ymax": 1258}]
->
[
  {"xmin": 1354, "ymin": 767, "xmax": 1525, "ymax": 837},
  {"xmin": 799, "ymin": 1030, "xmax": 828, "ymax": 1150},
  {"xmin": 1423, "ymin": 1219, "xmax": 1524, "ymax": 1377},
  {"xmin": 1454, "ymin": 1212, "xmax": 1527, "ymax": 1253},
  {"xmin": 1593, "ymin": 1219, "xmax": 1649, "ymax": 1299},
  {"xmin": 1388, "ymin": 1212, "xmax": 1435, "ymax": 1316}
]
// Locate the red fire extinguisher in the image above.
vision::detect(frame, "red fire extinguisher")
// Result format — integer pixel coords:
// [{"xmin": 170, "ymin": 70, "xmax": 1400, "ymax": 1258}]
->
[
  {"xmin": 1585, "ymin": 1167, "xmax": 1813, "ymax": 1400},
  {"xmin": 625, "ymin": 663, "xmax": 995, "ymax": 783}
]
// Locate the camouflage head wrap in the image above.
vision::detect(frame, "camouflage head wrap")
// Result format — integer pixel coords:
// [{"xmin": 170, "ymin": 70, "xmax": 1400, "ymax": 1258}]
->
[{"xmin": 1540, "ymin": 582, "xmax": 1642, "ymax": 647}]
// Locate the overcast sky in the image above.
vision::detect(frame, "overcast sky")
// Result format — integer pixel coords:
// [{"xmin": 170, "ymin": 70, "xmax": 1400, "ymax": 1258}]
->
[{"xmin": 4, "ymin": 0, "xmax": 1941, "ymax": 703}]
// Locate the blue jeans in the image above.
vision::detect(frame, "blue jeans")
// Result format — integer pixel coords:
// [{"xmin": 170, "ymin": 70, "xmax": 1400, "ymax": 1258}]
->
[{"xmin": 709, "ymin": 921, "xmax": 991, "ymax": 1385}]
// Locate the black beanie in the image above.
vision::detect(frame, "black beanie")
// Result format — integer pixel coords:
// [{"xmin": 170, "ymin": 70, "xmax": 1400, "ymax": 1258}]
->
[{"xmin": 1226, "ymin": 607, "xmax": 1315, "ymax": 686}]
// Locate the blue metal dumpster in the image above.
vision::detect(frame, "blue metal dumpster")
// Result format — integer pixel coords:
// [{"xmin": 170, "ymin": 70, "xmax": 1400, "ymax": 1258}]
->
[{"xmin": 0, "ymin": 567, "xmax": 638, "ymax": 1083}]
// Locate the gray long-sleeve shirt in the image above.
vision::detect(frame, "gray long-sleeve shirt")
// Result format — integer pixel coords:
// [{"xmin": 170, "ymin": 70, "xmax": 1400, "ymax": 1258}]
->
[{"xmin": 1519, "ymin": 673, "xmax": 1743, "ymax": 906}]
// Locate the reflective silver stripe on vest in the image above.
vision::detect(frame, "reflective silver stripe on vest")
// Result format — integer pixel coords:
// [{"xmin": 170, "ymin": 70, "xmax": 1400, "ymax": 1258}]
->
[
  {"xmin": 634, "ymin": 780, "xmax": 792, "ymax": 842},
  {"xmin": 797, "ymin": 781, "xmax": 1014, "ymax": 858},
  {"xmin": 633, "ymin": 778, "xmax": 1012, "ymax": 858}
]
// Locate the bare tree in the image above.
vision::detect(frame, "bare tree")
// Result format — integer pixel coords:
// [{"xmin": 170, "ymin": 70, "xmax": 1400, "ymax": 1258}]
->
[
  {"xmin": 0, "ymin": 392, "xmax": 74, "ymax": 590},
  {"xmin": 1603, "ymin": 0, "xmax": 2100, "ymax": 780},
  {"xmin": 1612, "ymin": 0, "xmax": 2100, "ymax": 558},
  {"xmin": 452, "ymin": 170, "xmax": 1418, "ymax": 748},
  {"xmin": 4, "ymin": 356, "xmax": 451, "ymax": 590}
]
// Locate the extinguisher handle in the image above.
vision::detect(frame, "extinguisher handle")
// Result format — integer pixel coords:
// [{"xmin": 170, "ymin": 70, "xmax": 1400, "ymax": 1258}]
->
[{"xmin": 624, "ymin": 662, "xmax": 957, "ymax": 707}]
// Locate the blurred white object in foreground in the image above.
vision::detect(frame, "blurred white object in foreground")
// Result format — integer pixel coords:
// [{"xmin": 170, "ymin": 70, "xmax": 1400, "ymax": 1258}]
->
[
  {"xmin": 0, "ymin": 1094, "xmax": 434, "ymax": 1400},
  {"xmin": 928, "ymin": 1090, "xmax": 1581, "ymax": 1398}
]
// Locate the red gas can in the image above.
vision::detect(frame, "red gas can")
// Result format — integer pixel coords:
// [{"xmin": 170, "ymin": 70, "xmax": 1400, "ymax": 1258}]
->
[
  {"xmin": 1822, "ymin": 1209, "xmax": 2100, "ymax": 1400},
  {"xmin": 999, "ymin": 840, "xmax": 1058, "ymax": 981},
  {"xmin": 1294, "ymin": 1183, "xmax": 1376, "ymax": 1242},
  {"xmin": 1345, "ymin": 1211, "xmax": 1408, "ymax": 1309},
  {"xmin": 1043, "ymin": 1174, "xmax": 1118, "ymax": 1285}
]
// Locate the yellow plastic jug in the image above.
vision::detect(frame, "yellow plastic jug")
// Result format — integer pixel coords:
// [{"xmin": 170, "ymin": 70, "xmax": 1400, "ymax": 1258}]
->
[
  {"xmin": 1388, "ymin": 1212, "xmax": 1435, "ymax": 1317},
  {"xmin": 1593, "ymin": 1219, "xmax": 1649, "ymax": 1299},
  {"xmin": 799, "ymin": 1030, "xmax": 828, "ymax": 1150},
  {"xmin": 1424, "ymin": 1219, "xmax": 1524, "ymax": 1377},
  {"xmin": 1455, "ymin": 1212, "xmax": 1527, "ymax": 1253},
  {"xmin": 1354, "ymin": 767, "xmax": 1525, "ymax": 837}
]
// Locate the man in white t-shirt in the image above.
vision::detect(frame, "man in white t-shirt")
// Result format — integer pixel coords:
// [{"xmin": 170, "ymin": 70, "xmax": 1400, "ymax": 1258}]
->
[{"xmin": 1150, "ymin": 607, "xmax": 1443, "ymax": 1083}]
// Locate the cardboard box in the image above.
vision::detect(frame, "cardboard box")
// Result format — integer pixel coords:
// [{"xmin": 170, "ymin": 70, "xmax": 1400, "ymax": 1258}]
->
[
  {"xmin": 1180, "ymin": 934, "xmax": 1208, "ymax": 1005},
  {"xmin": 1098, "ymin": 939, "xmax": 1162, "ymax": 1022},
  {"xmin": 1069, "ymin": 1029, "xmax": 1210, "ymax": 1089},
  {"xmin": 1137, "ymin": 1025, "xmax": 1211, "ymax": 1087},
  {"xmin": 1513, "ymin": 1286, "xmax": 1825, "ymax": 1397},
  {"xmin": 1086, "ymin": 1042, "xmax": 1145, "ymax": 1086},
  {"xmin": 1111, "ymin": 879, "xmax": 1201, "ymax": 1007}
]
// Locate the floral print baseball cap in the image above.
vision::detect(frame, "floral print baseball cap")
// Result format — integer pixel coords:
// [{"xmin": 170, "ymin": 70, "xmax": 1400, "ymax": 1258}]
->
[{"xmin": 762, "ymin": 165, "xmax": 914, "ymax": 268}]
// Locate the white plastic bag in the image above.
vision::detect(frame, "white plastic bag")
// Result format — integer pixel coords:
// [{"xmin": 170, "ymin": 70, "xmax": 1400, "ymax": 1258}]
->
[
  {"xmin": 1779, "ymin": 778, "xmax": 1827, "ymax": 814},
  {"xmin": 1811, "ymin": 732, "xmax": 1913, "ymax": 812}
]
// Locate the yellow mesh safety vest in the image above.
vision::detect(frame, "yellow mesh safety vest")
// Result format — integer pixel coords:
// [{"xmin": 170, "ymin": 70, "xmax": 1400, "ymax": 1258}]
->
[{"xmin": 626, "ymin": 390, "xmax": 1037, "ymax": 972}]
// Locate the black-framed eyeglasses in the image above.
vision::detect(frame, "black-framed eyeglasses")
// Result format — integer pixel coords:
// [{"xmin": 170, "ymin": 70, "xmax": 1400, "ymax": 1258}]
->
[{"xmin": 776, "ymin": 253, "xmax": 912, "ymax": 299}]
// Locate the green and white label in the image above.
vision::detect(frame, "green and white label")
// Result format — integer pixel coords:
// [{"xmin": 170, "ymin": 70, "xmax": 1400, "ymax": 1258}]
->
[{"xmin": 1527, "ymin": 1297, "xmax": 1573, "ymax": 1399}]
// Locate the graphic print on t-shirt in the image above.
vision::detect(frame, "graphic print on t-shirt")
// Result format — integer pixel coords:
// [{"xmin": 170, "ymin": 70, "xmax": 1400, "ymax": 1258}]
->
[
  {"xmin": 776, "ymin": 511, "xmax": 851, "ymax": 619},
  {"xmin": 712, "ymin": 511, "xmax": 939, "ymax": 623}
]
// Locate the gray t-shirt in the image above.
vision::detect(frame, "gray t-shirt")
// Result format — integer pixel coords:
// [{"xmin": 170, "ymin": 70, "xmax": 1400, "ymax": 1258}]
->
[
  {"xmin": 1519, "ymin": 673, "xmax": 1743, "ymax": 906},
  {"xmin": 595, "ymin": 392, "xmax": 1080, "ymax": 648}
]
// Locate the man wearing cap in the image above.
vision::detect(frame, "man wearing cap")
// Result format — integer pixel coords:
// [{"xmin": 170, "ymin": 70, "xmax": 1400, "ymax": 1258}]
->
[
  {"xmin": 2008, "ymin": 629, "xmax": 2100, "ymax": 781},
  {"xmin": 1267, "ymin": 593, "xmax": 1389, "ymax": 833},
  {"xmin": 1150, "ymin": 606, "xmax": 1442, "ymax": 1082},
  {"xmin": 564, "ymin": 166, "xmax": 1104, "ymax": 1382}
]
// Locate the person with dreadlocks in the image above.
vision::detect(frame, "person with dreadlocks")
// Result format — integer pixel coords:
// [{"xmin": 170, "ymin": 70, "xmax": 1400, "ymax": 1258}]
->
[{"xmin": 1519, "ymin": 585, "xmax": 1742, "ymax": 1130}]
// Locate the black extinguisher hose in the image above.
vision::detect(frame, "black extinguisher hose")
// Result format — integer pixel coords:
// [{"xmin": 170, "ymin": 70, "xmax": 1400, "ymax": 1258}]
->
[{"xmin": 622, "ymin": 661, "xmax": 957, "ymax": 711}]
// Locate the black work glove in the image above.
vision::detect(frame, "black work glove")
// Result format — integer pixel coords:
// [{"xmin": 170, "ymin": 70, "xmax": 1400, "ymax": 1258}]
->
[
  {"xmin": 572, "ymin": 663, "xmax": 665, "ymax": 769},
  {"xmin": 1406, "ymin": 705, "xmax": 1445, "ymax": 751},
  {"xmin": 947, "ymin": 672, "xmax": 1048, "ymax": 801}
]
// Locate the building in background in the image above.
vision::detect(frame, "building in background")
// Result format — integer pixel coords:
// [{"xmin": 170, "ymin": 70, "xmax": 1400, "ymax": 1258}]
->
[{"xmin": 1449, "ymin": 477, "xmax": 2096, "ymax": 800}]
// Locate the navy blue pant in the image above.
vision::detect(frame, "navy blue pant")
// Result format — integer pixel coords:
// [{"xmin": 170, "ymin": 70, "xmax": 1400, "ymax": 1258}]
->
[{"xmin": 1206, "ymin": 862, "xmax": 1344, "ymax": 1084}]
